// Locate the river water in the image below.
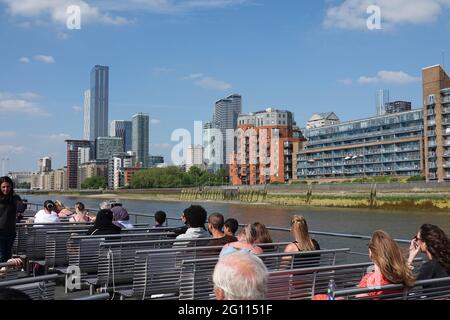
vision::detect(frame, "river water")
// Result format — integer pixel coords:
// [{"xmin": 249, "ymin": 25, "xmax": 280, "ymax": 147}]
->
[{"xmin": 21, "ymin": 194, "xmax": 450, "ymax": 261}]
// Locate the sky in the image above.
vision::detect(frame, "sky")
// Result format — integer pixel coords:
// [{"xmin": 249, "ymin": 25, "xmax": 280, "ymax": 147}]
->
[{"xmin": 1, "ymin": 0, "xmax": 450, "ymax": 173}]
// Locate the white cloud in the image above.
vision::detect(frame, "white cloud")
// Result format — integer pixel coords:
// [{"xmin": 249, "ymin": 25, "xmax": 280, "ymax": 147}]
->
[
  {"xmin": 19, "ymin": 57, "xmax": 31, "ymax": 64},
  {"xmin": 185, "ymin": 73, "xmax": 232, "ymax": 91},
  {"xmin": 150, "ymin": 118, "xmax": 161, "ymax": 124},
  {"xmin": 0, "ymin": 0, "xmax": 129, "ymax": 26},
  {"xmin": 72, "ymin": 105, "xmax": 82, "ymax": 112},
  {"xmin": 338, "ymin": 78, "xmax": 353, "ymax": 85},
  {"xmin": 19, "ymin": 92, "xmax": 40, "ymax": 100},
  {"xmin": 0, "ymin": 131, "xmax": 16, "ymax": 137},
  {"xmin": 0, "ymin": 144, "xmax": 26, "ymax": 155},
  {"xmin": 152, "ymin": 67, "xmax": 174, "ymax": 75},
  {"xmin": 358, "ymin": 70, "xmax": 420, "ymax": 84},
  {"xmin": 0, "ymin": 92, "xmax": 49, "ymax": 115},
  {"xmin": 34, "ymin": 55, "xmax": 55, "ymax": 64},
  {"xmin": 324, "ymin": 0, "xmax": 450, "ymax": 30}
]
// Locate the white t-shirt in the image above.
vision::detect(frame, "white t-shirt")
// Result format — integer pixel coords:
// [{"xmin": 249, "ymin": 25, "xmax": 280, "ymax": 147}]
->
[{"xmin": 34, "ymin": 209, "xmax": 60, "ymax": 224}]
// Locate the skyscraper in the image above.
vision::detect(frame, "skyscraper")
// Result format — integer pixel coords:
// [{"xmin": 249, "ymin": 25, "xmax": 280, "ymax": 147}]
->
[
  {"xmin": 85, "ymin": 65, "xmax": 109, "ymax": 141},
  {"xmin": 110, "ymin": 120, "xmax": 132, "ymax": 152},
  {"xmin": 213, "ymin": 94, "xmax": 242, "ymax": 166},
  {"xmin": 132, "ymin": 113, "xmax": 150, "ymax": 168},
  {"xmin": 65, "ymin": 140, "xmax": 91, "ymax": 189},
  {"xmin": 376, "ymin": 89, "xmax": 389, "ymax": 116},
  {"xmin": 83, "ymin": 89, "xmax": 91, "ymax": 140},
  {"xmin": 37, "ymin": 157, "xmax": 52, "ymax": 173}
]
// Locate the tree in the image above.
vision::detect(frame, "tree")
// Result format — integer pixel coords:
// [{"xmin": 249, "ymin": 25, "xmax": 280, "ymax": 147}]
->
[{"xmin": 81, "ymin": 176, "xmax": 107, "ymax": 189}]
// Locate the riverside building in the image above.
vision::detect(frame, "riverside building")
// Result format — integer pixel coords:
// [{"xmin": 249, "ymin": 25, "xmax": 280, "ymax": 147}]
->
[
  {"xmin": 297, "ymin": 110, "xmax": 424, "ymax": 180},
  {"xmin": 230, "ymin": 108, "xmax": 304, "ymax": 185}
]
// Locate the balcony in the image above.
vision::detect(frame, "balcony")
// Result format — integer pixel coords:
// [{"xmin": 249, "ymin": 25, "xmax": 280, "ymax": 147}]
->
[
  {"xmin": 428, "ymin": 120, "xmax": 436, "ymax": 126},
  {"xmin": 443, "ymin": 107, "xmax": 450, "ymax": 114}
]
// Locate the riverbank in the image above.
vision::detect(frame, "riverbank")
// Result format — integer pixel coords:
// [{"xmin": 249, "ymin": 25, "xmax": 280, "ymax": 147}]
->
[{"xmin": 27, "ymin": 186, "xmax": 450, "ymax": 212}]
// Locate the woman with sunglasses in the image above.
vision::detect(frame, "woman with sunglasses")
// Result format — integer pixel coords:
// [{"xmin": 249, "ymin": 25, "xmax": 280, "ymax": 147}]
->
[{"xmin": 408, "ymin": 224, "xmax": 450, "ymax": 287}]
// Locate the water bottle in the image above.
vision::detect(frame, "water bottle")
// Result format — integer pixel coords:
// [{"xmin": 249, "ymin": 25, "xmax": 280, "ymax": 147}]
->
[{"xmin": 327, "ymin": 279, "xmax": 336, "ymax": 300}]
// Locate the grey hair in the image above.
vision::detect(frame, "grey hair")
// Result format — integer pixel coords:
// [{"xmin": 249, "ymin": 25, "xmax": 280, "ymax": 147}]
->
[
  {"xmin": 213, "ymin": 251, "xmax": 268, "ymax": 300},
  {"xmin": 238, "ymin": 224, "xmax": 257, "ymax": 244},
  {"xmin": 99, "ymin": 201, "xmax": 111, "ymax": 210}
]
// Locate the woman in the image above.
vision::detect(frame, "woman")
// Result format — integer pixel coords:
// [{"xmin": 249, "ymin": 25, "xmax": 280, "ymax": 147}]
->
[
  {"xmin": 220, "ymin": 224, "xmax": 263, "ymax": 256},
  {"xmin": 408, "ymin": 224, "xmax": 450, "ymax": 287},
  {"xmin": 54, "ymin": 200, "xmax": 73, "ymax": 218},
  {"xmin": 282, "ymin": 215, "xmax": 320, "ymax": 268},
  {"xmin": 111, "ymin": 205, "xmax": 134, "ymax": 229},
  {"xmin": 358, "ymin": 230, "xmax": 415, "ymax": 296},
  {"xmin": 87, "ymin": 209, "xmax": 121, "ymax": 236},
  {"xmin": 0, "ymin": 176, "xmax": 25, "ymax": 262},
  {"xmin": 253, "ymin": 222, "xmax": 273, "ymax": 244},
  {"xmin": 34, "ymin": 200, "xmax": 60, "ymax": 224},
  {"xmin": 69, "ymin": 202, "xmax": 93, "ymax": 223},
  {"xmin": 313, "ymin": 230, "xmax": 415, "ymax": 300}
]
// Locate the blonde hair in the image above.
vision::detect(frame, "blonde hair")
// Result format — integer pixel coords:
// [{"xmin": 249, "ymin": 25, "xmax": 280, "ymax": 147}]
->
[
  {"xmin": 238, "ymin": 224, "xmax": 257, "ymax": 245},
  {"xmin": 54, "ymin": 200, "xmax": 65, "ymax": 211},
  {"xmin": 290, "ymin": 215, "xmax": 315, "ymax": 251},
  {"xmin": 369, "ymin": 230, "xmax": 415, "ymax": 287}
]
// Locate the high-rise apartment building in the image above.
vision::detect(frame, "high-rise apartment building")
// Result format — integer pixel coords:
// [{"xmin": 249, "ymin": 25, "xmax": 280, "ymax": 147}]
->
[
  {"xmin": 186, "ymin": 145, "xmax": 205, "ymax": 172},
  {"xmin": 84, "ymin": 65, "xmax": 109, "ymax": 141},
  {"xmin": 132, "ymin": 113, "xmax": 150, "ymax": 168},
  {"xmin": 230, "ymin": 108, "xmax": 304, "ymax": 185},
  {"xmin": 110, "ymin": 120, "xmax": 132, "ymax": 152},
  {"xmin": 37, "ymin": 157, "xmax": 52, "ymax": 173},
  {"xmin": 423, "ymin": 65, "xmax": 450, "ymax": 181},
  {"xmin": 213, "ymin": 94, "xmax": 242, "ymax": 166},
  {"xmin": 385, "ymin": 101, "xmax": 412, "ymax": 114},
  {"xmin": 65, "ymin": 140, "xmax": 91, "ymax": 189},
  {"xmin": 95, "ymin": 137, "xmax": 124, "ymax": 161},
  {"xmin": 376, "ymin": 89, "xmax": 390, "ymax": 116}
]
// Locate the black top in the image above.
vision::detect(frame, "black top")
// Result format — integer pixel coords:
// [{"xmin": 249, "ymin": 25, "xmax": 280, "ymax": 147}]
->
[
  {"xmin": 0, "ymin": 194, "xmax": 24, "ymax": 236},
  {"xmin": 292, "ymin": 239, "xmax": 321, "ymax": 268},
  {"xmin": 87, "ymin": 209, "xmax": 122, "ymax": 236},
  {"xmin": 417, "ymin": 260, "xmax": 450, "ymax": 289}
]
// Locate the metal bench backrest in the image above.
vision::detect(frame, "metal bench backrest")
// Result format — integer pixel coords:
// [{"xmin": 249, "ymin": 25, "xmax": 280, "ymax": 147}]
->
[
  {"xmin": 14, "ymin": 222, "xmax": 93, "ymax": 256},
  {"xmin": 68, "ymin": 232, "xmax": 176, "ymax": 275},
  {"xmin": 45, "ymin": 229, "xmax": 92, "ymax": 269},
  {"xmin": 267, "ymin": 262, "xmax": 374, "ymax": 300},
  {"xmin": 132, "ymin": 245, "xmax": 228, "ymax": 300},
  {"xmin": 333, "ymin": 276, "xmax": 450, "ymax": 300},
  {"xmin": 97, "ymin": 237, "xmax": 219, "ymax": 290},
  {"xmin": 179, "ymin": 248, "xmax": 351, "ymax": 300},
  {"xmin": 0, "ymin": 274, "xmax": 58, "ymax": 300}
]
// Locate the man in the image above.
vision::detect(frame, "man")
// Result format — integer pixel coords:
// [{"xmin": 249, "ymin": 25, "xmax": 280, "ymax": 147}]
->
[
  {"xmin": 213, "ymin": 251, "xmax": 268, "ymax": 300},
  {"xmin": 154, "ymin": 211, "xmax": 167, "ymax": 228},
  {"xmin": 207, "ymin": 213, "xmax": 237, "ymax": 246},
  {"xmin": 224, "ymin": 218, "xmax": 239, "ymax": 237},
  {"xmin": 175, "ymin": 205, "xmax": 209, "ymax": 240}
]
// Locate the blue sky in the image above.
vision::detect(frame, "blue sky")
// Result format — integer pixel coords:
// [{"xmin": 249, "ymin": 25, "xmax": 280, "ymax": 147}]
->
[{"xmin": 1, "ymin": 0, "xmax": 450, "ymax": 172}]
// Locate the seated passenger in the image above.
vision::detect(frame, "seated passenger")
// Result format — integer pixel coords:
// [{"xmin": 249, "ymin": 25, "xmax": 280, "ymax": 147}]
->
[
  {"xmin": 175, "ymin": 205, "xmax": 209, "ymax": 240},
  {"xmin": 111, "ymin": 205, "xmax": 134, "ymax": 229},
  {"xmin": 54, "ymin": 200, "xmax": 73, "ymax": 218},
  {"xmin": 207, "ymin": 213, "xmax": 237, "ymax": 246},
  {"xmin": 153, "ymin": 211, "xmax": 167, "ymax": 228},
  {"xmin": 282, "ymin": 215, "xmax": 320, "ymax": 268},
  {"xmin": 34, "ymin": 200, "xmax": 60, "ymax": 224},
  {"xmin": 253, "ymin": 222, "xmax": 275, "ymax": 252},
  {"xmin": 87, "ymin": 209, "xmax": 122, "ymax": 236},
  {"xmin": 408, "ymin": 224, "xmax": 450, "ymax": 289},
  {"xmin": 69, "ymin": 202, "xmax": 93, "ymax": 223},
  {"xmin": 224, "ymin": 218, "xmax": 239, "ymax": 237},
  {"xmin": 357, "ymin": 230, "xmax": 415, "ymax": 297},
  {"xmin": 221, "ymin": 224, "xmax": 263, "ymax": 256}
]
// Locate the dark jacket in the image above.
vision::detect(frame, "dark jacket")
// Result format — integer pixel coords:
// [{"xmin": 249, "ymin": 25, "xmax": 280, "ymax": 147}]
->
[
  {"xmin": 87, "ymin": 209, "xmax": 122, "ymax": 236},
  {"xmin": 0, "ymin": 194, "xmax": 24, "ymax": 236}
]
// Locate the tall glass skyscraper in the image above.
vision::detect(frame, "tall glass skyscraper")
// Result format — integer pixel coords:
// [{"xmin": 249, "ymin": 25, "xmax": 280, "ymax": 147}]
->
[
  {"xmin": 110, "ymin": 120, "xmax": 132, "ymax": 152},
  {"xmin": 85, "ymin": 65, "xmax": 109, "ymax": 141},
  {"xmin": 132, "ymin": 113, "xmax": 149, "ymax": 168},
  {"xmin": 213, "ymin": 94, "xmax": 242, "ymax": 166}
]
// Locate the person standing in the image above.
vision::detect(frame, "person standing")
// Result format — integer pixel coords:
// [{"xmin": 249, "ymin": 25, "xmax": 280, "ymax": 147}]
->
[{"xmin": 0, "ymin": 176, "xmax": 25, "ymax": 262}]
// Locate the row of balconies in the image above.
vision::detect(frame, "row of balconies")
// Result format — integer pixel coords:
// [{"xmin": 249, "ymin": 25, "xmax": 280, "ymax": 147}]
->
[{"xmin": 299, "ymin": 147, "xmax": 420, "ymax": 162}]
